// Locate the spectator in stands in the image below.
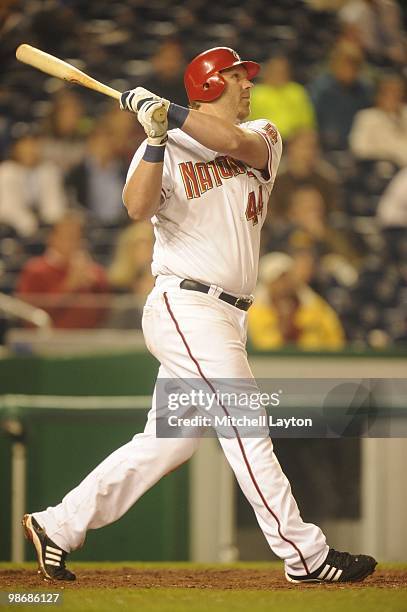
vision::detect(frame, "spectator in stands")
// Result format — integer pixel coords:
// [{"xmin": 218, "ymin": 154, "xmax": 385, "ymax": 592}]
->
[
  {"xmin": 286, "ymin": 186, "xmax": 360, "ymax": 265},
  {"xmin": 41, "ymin": 89, "xmax": 92, "ymax": 173},
  {"xmin": 264, "ymin": 185, "xmax": 360, "ymax": 266},
  {"xmin": 309, "ymin": 43, "xmax": 372, "ymax": 150},
  {"xmin": 249, "ymin": 55, "xmax": 316, "ymax": 140},
  {"xmin": 16, "ymin": 212, "xmax": 109, "ymax": 329},
  {"xmin": 142, "ymin": 39, "xmax": 187, "ymax": 106},
  {"xmin": 108, "ymin": 222, "xmax": 154, "ymax": 293},
  {"xmin": 288, "ymin": 230, "xmax": 359, "ymax": 301},
  {"xmin": 0, "ymin": 131, "xmax": 66, "ymax": 237},
  {"xmin": 248, "ymin": 252, "xmax": 345, "ymax": 350},
  {"xmin": 106, "ymin": 222, "xmax": 154, "ymax": 329},
  {"xmin": 267, "ymin": 128, "xmax": 341, "ymax": 221},
  {"xmin": 349, "ymin": 74, "xmax": 407, "ymax": 166},
  {"xmin": 65, "ymin": 126, "xmax": 127, "ymax": 226},
  {"xmin": 339, "ymin": 0, "xmax": 406, "ymax": 67}
]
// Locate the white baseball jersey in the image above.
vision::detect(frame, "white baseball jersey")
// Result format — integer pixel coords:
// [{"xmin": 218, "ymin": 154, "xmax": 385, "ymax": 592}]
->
[{"xmin": 126, "ymin": 119, "xmax": 282, "ymax": 296}]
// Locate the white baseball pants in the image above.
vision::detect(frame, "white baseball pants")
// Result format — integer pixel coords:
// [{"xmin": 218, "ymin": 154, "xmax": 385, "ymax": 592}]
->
[{"xmin": 34, "ymin": 276, "xmax": 328, "ymax": 575}]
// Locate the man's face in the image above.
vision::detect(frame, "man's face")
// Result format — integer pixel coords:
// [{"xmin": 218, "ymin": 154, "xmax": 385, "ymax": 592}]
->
[
  {"xmin": 219, "ymin": 65, "xmax": 253, "ymax": 120},
  {"xmin": 13, "ymin": 136, "xmax": 41, "ymax": 167},
  {"xmin": 263, "ymin": 57, "xmax": 290, "ymax": 87},
  {"xmin": 332, "ymin": 56, "xmax": 360, "ymax": 85},
  {"xmin": 288, "ymin": 188, "xmax": 326, "ymax": 231},
  {"xmin": 267, "ymin": 271, "xmax": 296, "ymax": 301},
  {"xmin": 288, "ymin": 130, "xmax": 319, "ymax": 166},
  {"xmin": 377, "ymin": 79, "xmax": 404, "ymax": 113},
  {"xmin": 49, "ymin": 219, "xmax": 82, "ymax": 260}
]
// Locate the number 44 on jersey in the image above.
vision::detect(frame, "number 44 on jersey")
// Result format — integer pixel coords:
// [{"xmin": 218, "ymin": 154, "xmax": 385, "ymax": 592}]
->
[{"xmin": 246, "ymin": 186, "xmax": 264, "ymax": 226}]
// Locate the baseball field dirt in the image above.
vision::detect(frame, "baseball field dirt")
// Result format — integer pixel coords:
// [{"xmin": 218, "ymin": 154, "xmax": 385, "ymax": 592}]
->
[{"xmin": 1, "ymin": 562, "xmax": 406, "ymax": 611}]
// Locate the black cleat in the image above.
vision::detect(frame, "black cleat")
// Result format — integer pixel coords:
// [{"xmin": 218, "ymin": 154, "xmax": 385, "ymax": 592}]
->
[
  {"xmin": 286, "ymin": 548, "xmax": 377, "ymax": 583},
  {"xmin": 22, "ymin": 514, "xmax": 76, "ymax": 581}
]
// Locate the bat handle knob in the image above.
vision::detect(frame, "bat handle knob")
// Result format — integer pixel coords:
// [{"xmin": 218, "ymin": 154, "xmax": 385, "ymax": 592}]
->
[{"xmin": 152, "ymin": 106, "xmax": 167, "ymax": 123}]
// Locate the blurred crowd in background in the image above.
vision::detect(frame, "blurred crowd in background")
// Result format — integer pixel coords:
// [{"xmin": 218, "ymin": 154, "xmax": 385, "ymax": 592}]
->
[{"xmin": 0, "ymin": 0, "xmax": 406, "ymax": 350}]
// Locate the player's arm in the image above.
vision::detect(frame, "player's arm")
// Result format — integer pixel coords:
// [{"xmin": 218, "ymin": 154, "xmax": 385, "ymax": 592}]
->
[
  {"xmin": 120, "ymin": 87, "xmax": 269, "ymax": 175},
  {"xmin": 121, "ymin": 91, "xmax": 169, "ymax": 221},
  {"xmin": 181, "ymin": 111, "xmax": 268, "ymax": 171},
  {"xmin": 123, "ymin": 159, "xmax": 164, "ymax": 221}
]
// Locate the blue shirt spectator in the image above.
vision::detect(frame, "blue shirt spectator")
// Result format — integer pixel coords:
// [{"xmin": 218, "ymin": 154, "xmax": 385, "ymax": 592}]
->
[
  {"xmin": 309, "ymin": 45, "xmax": 372, "ymax": 151},
  {"xmin": 65, "ymin": 127, "xmax": 127, "ymax": 226}
]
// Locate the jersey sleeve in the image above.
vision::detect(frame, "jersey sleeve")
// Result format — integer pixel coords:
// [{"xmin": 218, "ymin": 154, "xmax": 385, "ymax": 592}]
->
[
  {"xmin": 125, "ymin": 139, "xmax": 173, "ymax": 210},
  {"xmin": 244, "ymin": 119, "xmax": 283, "ymax": 185}
]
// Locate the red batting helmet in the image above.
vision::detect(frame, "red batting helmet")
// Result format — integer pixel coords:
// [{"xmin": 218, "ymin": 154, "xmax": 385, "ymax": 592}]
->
[{"xmin": 184, "ymin": 47, "xmax": 260, "ymax": 103}]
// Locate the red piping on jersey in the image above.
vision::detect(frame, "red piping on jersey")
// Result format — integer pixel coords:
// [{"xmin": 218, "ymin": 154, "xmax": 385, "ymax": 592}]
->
[
  {"xmin": 163, "ymin": 291, "xmax": 310, "ymax": 575},
  {"xmin": 250, "ymin": 128, "xmax": 273, "ymax": 181}
]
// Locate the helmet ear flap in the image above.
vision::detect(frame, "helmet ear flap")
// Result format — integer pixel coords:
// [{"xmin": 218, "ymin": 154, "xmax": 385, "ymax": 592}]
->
[{"xmin": 201, "ymin": 72, "xmax": 226, "ymax": 102}]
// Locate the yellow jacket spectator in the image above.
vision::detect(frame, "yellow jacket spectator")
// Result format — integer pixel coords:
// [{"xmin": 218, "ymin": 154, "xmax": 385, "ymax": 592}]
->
[
  {"xmin": 249, "ymin": 56, "xmax": 315, "ymax": 139},
  {"xmin": 248, "ymin": 253, "xmax": 345, "ymax": 350}
]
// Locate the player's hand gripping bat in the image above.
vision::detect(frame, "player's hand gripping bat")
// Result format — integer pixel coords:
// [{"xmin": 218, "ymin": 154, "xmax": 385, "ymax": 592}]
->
[{"xmin": 15, "ymin": 44, "xmax": 167, "ymax": 122}]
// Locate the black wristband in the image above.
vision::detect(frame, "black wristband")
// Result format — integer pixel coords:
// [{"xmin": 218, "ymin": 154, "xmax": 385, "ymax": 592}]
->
[
  {"xmin": 143, "ymin": 144, "xmax": 166, "ymax": 163},
  {"xmin": 168, "ymin": 104, "xmax": 189, "ymax": 129}
]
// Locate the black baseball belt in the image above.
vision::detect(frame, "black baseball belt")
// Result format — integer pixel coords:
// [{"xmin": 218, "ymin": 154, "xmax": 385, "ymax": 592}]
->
[{"xmin": 180, "ymin": 279, "xmax": 253, "ymax": 311}]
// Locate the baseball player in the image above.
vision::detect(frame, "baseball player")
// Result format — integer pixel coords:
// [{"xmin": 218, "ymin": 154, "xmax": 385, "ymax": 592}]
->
[{"xmin": 23, "ymin": 47, "xmax": 377, "ymax": 584}]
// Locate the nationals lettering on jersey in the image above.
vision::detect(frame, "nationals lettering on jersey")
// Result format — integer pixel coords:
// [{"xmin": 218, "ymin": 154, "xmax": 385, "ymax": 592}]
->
[
  {"xmin": 126, "ymin": 119, "xmax": 282, "ymax": 295},
  {"xmin": 179, "ymin": 156, "xmax": 254, "ymax": 199}
]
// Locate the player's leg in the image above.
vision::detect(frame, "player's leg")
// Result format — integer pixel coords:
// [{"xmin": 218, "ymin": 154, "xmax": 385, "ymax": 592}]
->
[
  {"xmin": 25, "ymin": 373, "xmax": 200, "ymax": 580},
  {"xmin": 157, "ymin": 289, "xmax": 327, "ymax": 567},
  {"xmin": 159, "ymin": 287, "xmax": 376, "ymax": 582},
  {"xmin": 217, "ymin": 435, "xmax": 327, "ymax": 574},
  {"xmin": 24, "ymin": 289, "xmax": 202, "ymax": 579},
  {"xmin": 213, "ymin": 433, "xmax": 375, "ymax": 582}
]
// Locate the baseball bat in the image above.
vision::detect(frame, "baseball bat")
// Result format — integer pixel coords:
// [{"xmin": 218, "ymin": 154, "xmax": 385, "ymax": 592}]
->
[{"xmin": 15, "ymin": 44, "xmax": 167, "ymax": 122}]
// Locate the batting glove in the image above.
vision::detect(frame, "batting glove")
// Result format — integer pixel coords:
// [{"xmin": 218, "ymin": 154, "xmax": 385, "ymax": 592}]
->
[{"xmin": 120, "ymin": 87, "xmax": 169, "ymax": 145}]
